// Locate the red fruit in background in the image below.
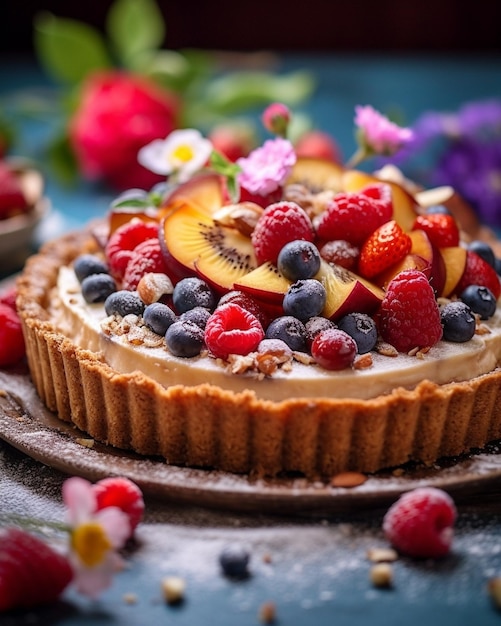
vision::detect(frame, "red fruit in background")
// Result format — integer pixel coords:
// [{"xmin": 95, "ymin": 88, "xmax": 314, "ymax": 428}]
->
[
  {"xmin": 378, "ymin": 269, "xmax": 443, "ymax": 352},
  {"xmin": 295, "ymin": 130, "xmax": 342, "ymax": 163},
  {"xmin": 0, "ymin": 162, "xmax": 29, "ymax": 219},
  {"xmin": 0, "ymin": 285, "xmax": 17, "ymax": 310},
  {"xmin": 311, "ymin": 327, "xmax": 357, "ymax": 370},
  {"xmin": 105, "ymin": 218, "xmax": 160, "ymax": 280},
  {"xmin": 358, "ymin": 220, "xmax": 412, "ymax": 278},
  {"xmin": 0, "ymin": 527, "xmax": 73, "ymax": 611},
  {"xmin": 413, "ymin": 213, "xmax": 460, "ymax": 248},
  {"xmin": 319, "ymin": 240, "xmax": 360, "ymax": 271},
  {"xmin": 69, "ymin": 71, "xmax": 179, "ymax": 191},
  {"xmin": 251, "ymin": 201, "xmax": 314, "ymax": 265},
  {"xmin": 122, "ymin": 237, "xmax": 169, "ymax": 290},
  {"xmin": 0, "ymin": 303, "xmax": 25, "ymax": 367},
  {"xmin": 208, "ymin": 123, "xmax": 255, "ymax": 162},
  {"xmin": 455, "ymin": 250, "xmax": 501, "ymax": 298},
  {"xmin": 93, "ymin": 477, "xmax": 145, "ymax": 538},
  {"xmin": 238, "ymin": 185, "xmax": 283, "ymax": 209}
]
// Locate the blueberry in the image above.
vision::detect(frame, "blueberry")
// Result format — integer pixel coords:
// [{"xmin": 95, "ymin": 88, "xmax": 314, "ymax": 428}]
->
[
  {"xmin": 305, "ymin": 316, "xmax": 336, "ymax": 348},
  {"xmin": 337, "ymin": 312, "xmax": 378, "ymax": 354},
  {"xmin": 468, "ymin": 240, "xmax": 496, "ymax": 268},
  {"xmin": 282, "ymin": 279, "xmax": 326, "ymax": 321},
  {"xmin": 440, "ymin": 301, "xmax": 476, "ymax": 342},
  {"xmin": 265, "ymin": 316, "xmax": 307, "ymax": 352},
  {"xmin": 172, "ymin": 277, "xmax": 216, "ymax": 314},
  {"xmin": 73, "ymin": 254, "xmax": 109, "ymax": 283},
  {"xmin": 219, "ymin": 544, "xmax": 250, "ymax": 579},
  {"xmin": 180, "ymin": 306, "xmax": 211, "ymax": 329},
  {"xmin": 165, "ymin": 319, "xmax": 205, "ymax": 357},
  {"xmin": 143, "ymin": 302, "xmax": 176, "ymax": 335},
  {"xmin": 425, "ymin": 205, "xmax": 450, "ymax": 215},
  {"xmin": 495, "ymin": 257, "xmax": 501, "ymax": 277},
  {"xmin": 460, "ymin": 285, "xmax": 497, "ymax": 319},
  {"xmin": 277, "ymin": 240, "xmax": 321, "ymax": 281},
  {"xmin": 81, "ymin": 273, "xmax": 116, "ymax": 304},
  {"xmin": 104, "ymin": 290, "xmax": 145, "ymax": 317}
]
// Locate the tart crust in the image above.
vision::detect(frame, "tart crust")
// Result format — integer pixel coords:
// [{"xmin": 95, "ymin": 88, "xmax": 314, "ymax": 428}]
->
[{"xmin": 16, "ymin": 227, "xmax": 501, "ymax": 478}]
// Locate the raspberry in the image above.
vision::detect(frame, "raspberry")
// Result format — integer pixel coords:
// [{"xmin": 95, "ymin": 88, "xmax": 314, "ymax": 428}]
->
[
  {"xmin": 413, "ymin": 213, "xmax": 460, "ymax": 248},
  {"xmin": 93, "ymin": 477, "xmax": 145, "ymax": 537},
  {"xmin": 205, "ymin": 303, "xmax": 265, "ymax": 360},
  {"xmin": 122, "ymin": 237, "xmax": 169, "ymax": 291},
  {"xmin": 359, "ymin": 182, "xmax": 393, "ymax": 217},
  {"xmin": 318, "ymin": 239, "xmax": 359, "ymax": 271},
  {"xmin": 0, "ymin": 285, "xmax": 17, "ymax": 310},
  {"xmin": 310, "ymin": 327, "xmax": 357, "ymax": 370},
  {"xmin": 313, "ymin": 191, "xmax": 392, "ymax": 246},
  {"xmin": 105, "ymin": 218, "xmax": 160, "ymax": 279},
  {"xmin": 455, "ymin": 250, "xmax": 501, "ymax": 299},
  {"xmin": 251, "ymin": 201, "xmax": 314, "ymax": 265},
  {"xmin": 0, "ymin": 303, "xmax": 25, "ymax": 367},
  {"xmin": 382, "ymin": 487, "xmax": 456, "ymax": 558},
  {"xmin": 0, "ymin": 162, "xmax": 29, "ymax": 219},
  {"xmin": 0, "ymin": 527, "xmax": 73, "ymax": 611},
  {"xmin": 379, "ymin": 269, "xmax": 443, "ymax": 352},
  {"xmin": 358, "ymin": 220, "xmax": 412, "ymax": 279}
]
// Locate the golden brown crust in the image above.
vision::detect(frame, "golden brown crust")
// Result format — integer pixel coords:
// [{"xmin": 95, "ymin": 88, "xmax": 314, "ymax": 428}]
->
[{"xmin": 16, "ymin": 226, "xmax": 501, "ymax": 478}]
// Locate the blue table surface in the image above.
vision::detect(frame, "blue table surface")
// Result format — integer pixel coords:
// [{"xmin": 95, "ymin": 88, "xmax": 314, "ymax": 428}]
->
[{"xmin": 1, "ymin": 53, "xmax": 501, "ymax": 626}]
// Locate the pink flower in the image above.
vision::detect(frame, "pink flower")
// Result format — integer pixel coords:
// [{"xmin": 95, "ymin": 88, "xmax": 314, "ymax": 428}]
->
[
  {"xmin": 354, "ymin": 105, "xmax": 413, "ymax": 156},
  {"xmin": 62, "ymin": 477, "xmax": 130, "ymax": 599},
  {"xmin": 237, "ymin": 137, "xmax": 296, "ymax": 198},
  {"xmin": 262, "ymin": 102, "xmax": 291, "ymax": 137},
  {"xmin": 69, "ymin": 71, "xmax": 179, "ymax": 191}
]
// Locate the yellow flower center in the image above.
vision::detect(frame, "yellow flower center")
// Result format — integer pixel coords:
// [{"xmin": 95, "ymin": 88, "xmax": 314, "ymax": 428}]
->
[
  {"xmin": 72, "ymin": 522, "xmax": 112, "ymax": 567},
  {"xmin": 171, "ymin": 144, "xmax": 194, "ymax": 163}
]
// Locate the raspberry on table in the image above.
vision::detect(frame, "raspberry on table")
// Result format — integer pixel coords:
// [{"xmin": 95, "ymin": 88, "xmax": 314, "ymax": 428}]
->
[
  {"xmin": 251, "ymin": 201, "xmax": 314, "ymax": 265},
  {"xmin": 93, "ymin": 477, "xmax": 145, "ymax": 538},
  {"xmin": 205, "ymin": 303, "xmax": 264, "ymax": 360},
  {"xmin": 122, "ymin": 237, "xmax": 169, "ymax": 291},
  {"xmin": 0, "ymin": 302, "xmax": 26, "ymax": 367},
  {"xmin": 378, "ymin": 269, "xmax": 443, "ymax": 352},
  {"xmin": 105, "ymin": 218, "xmax": 160, "ymax": 280},
  {"xmin": 382, "ymin": 487, "xmax": 457, "ymax": 558}
]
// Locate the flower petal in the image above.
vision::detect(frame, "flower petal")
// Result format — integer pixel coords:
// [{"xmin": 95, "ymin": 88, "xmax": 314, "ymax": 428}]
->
[{"xmin": 62, "ymin": 477, "xmax": 96, "ymax": 526}]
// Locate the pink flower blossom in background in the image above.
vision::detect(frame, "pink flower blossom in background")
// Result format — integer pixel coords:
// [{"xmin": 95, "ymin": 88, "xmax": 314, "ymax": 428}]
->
[
  {"xmin": 261, "ymin": 102, "xmax": 291, "ymax": 137},
  {"xmin": 237, "ymin": 137, "xmax": 296, "ymax": 197},
  {"xmin": 355, "ymin": 105, "xmax": 414, "ymax": 156},
  {"xmin": 63, "ymin": 476, "xmax": 130, "ymax": 598}
]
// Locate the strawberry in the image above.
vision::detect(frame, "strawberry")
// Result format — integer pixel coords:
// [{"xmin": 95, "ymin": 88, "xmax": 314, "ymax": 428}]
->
[
  {"xmin": 0, "ymin": 303, "xmax": 25, "ymax": 367},
  {"xmin": 251, "ymin": 201, "xmax": 314, "ymax": 265},
  {"xmin": 93, "ymin": 477, "xmax": 144, "ymax": 537},
  {"xmin": 105, "ymin": 219, "xmax": 160, "ymax": 280},
  {"xmin": 205, "ymin": 302, "xmax": 264, "ymax": 360},
  {"xmin": 122, "ymin": 237, "xmax": 169, "ymax": 291},
  {"xmin": 455, "ymin": 250, "xmax": 501, "ymax": 299},
  {"xmin": 358, "ymin": 220, "xmax": 412, "ymax": 279},
  {"xmin": 413, "ymin": 213, "xmax": 460, "ymax": 248},
  {"xmin": 0, "ymin": 527, "xmax": 73, "ymax": 611},
  {"xmin": 378, "ymin": 269, "xmax": 443, "ymax": 352},
  {"xmin": 0, "ymin": 163, "xmax": 29, "ymax": 220}
]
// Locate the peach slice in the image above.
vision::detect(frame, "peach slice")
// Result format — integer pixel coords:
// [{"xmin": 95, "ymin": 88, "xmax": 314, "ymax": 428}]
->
[
  {"xmin": 341, "ymin": 169, "xmax": 419, "ymax": 232},
  {"xmin": 408, "ymin": 229, "xmax": 446, "ymax": 296},
  {"xmin": 375, "ymin": 253, "xmax": 431, "ymax": 290},
  {"xmin": 316, "ymin": 260, "xmax": 384, "ymax": 321},
  {"xmin": 161, "ymin": 202, "xmax": 256, "ymax": 292},
  {"xmin": 440, "ymin": 246, "xmax": 468, "ymax": 297},
  {"xmin": 108, "ymin": 207, "xmax": 159, "ymax": 237},
  {"xmin": 286, "ymin": 156, "xmax": 344, "ymax": 192},
  {"xmin": 159, "ymin": 173, "xmax": 224, "ymax": 219},
  {"xmin": 234, "ymin": 262, "xmax": 292, "ymax": 305}
]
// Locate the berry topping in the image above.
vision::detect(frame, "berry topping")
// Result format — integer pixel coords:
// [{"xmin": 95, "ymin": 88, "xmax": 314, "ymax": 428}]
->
[
  {"xmin": 282, "ymin": 279, "xmax": 327, "ymax": 321},
  {"xmin": 0, "ymin": 303, "xmax": 25, "ymax": 367},
  {"xmin": 104, "ymin": 290, "xmax": 145, "ymax": 317},
  {"xmin": 440, "ymin": 301, "xmax": 476, "ymax": 342},
  {"xmin": 105, "ymin": 218, "xmax": 160, "ymax": 279},
  {"xmin": 318, "ymin": 239, "xmax": 360, "ymax": 271},
  {"xmin": 337, "ymin": 312, "xmax": 378, "ymax": 354},
  {"xmin": 122, "ymin": 237, "xmax": 169, "ymax": 291},
  {"xmin": 468, "ymin": 240, "xmax": 496, "ymax": 268},
  {"xmin": 313, "ymin": 190, "xmax": 392, "ymax": 246},
  {"xmin": 180, "ymin": 306, "xmax": 211, "ymax": 329},
  {"xmin": 460, "ymin": 285, "xmax": 497, "ymax": 320},
  {"xmin": 310, "ymin": 327, "xmax": 357, "ymax": 370},
  {"xmin": 81, "ymin": 273, "xmax": 117, "ymax": 304},
  {"xmin": 172, "ymin": 276, "xmax": 217, "ymax": 313},
  {"xmin": 73, "ymin": 254, "xmax": 109, "ymax": 283},
  {"xmin": 165, "ymin": 319, "xmax": 205, "ymax": 357},
  {"xmin": 143, "ymin": 302, "xmax": 177, "ymax": 335},
  {"xmin": 0, "ymin": 163, "xmax": 29, "ymax": 219},
  {"xmin": 219, "ymin": 543, "xmax": 251, "ymax": 579},
  {"xmin": 251, "ymin": 201, "xmax": 314, "ymax": 265},
  {"xmin": 378, "ymin": 269, "xmax": 443, "ymax": 352},
  {"xmin": 217, "ymin": 290, "xmax": 269, "ymax": 329},
  {"xmin": 358, "ymin": 220, "xmax": 412, "ymax": 279},
  {"xmin": 205, "ymin": 303, "xmax": 264, "ymax": 360},
  {"xmin": 0, "ymin": 285, "xmax": 18, "ymax": 310},
  {"xmin": 93, "ymin": 477, "xmax": 145, "ymax": 538},
  {"xmin": 382, "ymin": 487, "xmax": 456, "ymax": 558},
  {"xmin": 455, "ymin": 250, "xmax": 501, "ymax": 299},
  {"xmin": 277, "ymin": 240, "xmax": 321, "ymax": 281},
  {"xmin": 265, "ymin": 315, "xmax": 307, "ymax": 352},
  {"xmin": 304, "ymin": 315, "xmax": 336, "ymax": 347},
  {"xmin": 0, "ymin": 527, "xmax": 73, "ymax": 611},
  {"xmin": 413, "ymin": 213, "xmax": 460, "ymax": 248}
]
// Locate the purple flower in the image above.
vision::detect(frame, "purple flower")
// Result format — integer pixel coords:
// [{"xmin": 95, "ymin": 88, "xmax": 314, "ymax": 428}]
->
[
  {"xmin": 237, "ymin": 137, "xmax": 296, "ymax": 196},
  {"xmin": 354, "ymin": 105, "xmax": 414, "ymax": 156}
]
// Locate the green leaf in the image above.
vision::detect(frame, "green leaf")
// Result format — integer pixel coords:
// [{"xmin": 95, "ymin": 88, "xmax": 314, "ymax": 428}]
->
[
  {"xmin": 107, "ymin": 0, "xmax": 165, "ymax": 68},
  {"xmin": 46, "ymin": 132, "xmax": 79, "ymax": 185},
  {"xmin": 202, "ymin": 71, "xmax": 316, "ymax": 116},
  {"xmin": 133, "ymin": 49, "xmax": 192, "ymax": 91},
  {"xmin": 34, "ymin": 12, "xmax": 112, "ymax": 85}
]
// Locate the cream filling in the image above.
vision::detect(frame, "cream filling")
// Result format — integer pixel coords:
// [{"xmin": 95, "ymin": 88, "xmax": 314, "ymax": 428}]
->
[{"xmin": 52, "ymin": 266, "xmax": 501, "ymax": 402}]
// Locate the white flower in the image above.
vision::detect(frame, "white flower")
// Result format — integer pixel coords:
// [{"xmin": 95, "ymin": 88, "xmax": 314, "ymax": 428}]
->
[
  {"xmin": 138, "ymin": 129, "xmax": 213, "ymax": 182},
  {"xmin": 63, "ymin": 477, "xmax": 130, "ymax": 599}
]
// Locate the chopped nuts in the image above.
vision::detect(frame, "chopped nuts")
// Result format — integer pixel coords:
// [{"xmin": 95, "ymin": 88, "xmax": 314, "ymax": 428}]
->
[
  {"xmin": 213, "ymin": 202, "xmax": 263, "ymax": 236},
  {"xmin": 370, "ymin": 562, "xmax": 393, "ymax": 588},
  {"xmin": 375, "ymin": 341, "xmax": 399, "ymax": 357},
  {"xmin": 367, "ymin": 547, "xmax": 398, "ymax": 563},
  {"xmin": 137, "ymin": 272, "xmax": 173, "ymax": 304},
  {"xmin": 354, "ymin": 353, "xmax": 373, "ymax": 370},
  {"xmin": 259, "ymin": 601, "xmax": 277, "ymax": 624},
  {"xmin": 330, "ymin": 472, "xmax": 367, "ymax": 488},
  {"xmin": 488, "ymin": 577, "xmax": 501, "ymax": 610},
  {"xmin": 162, "ymin": 576, "xmax": 186, "ymax": 605}
]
